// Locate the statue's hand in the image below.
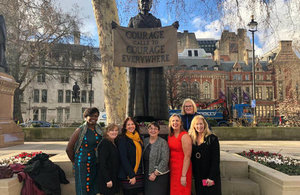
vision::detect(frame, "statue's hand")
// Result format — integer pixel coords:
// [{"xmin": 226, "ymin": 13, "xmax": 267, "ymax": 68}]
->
[
  {"xmin": 111, "ymin": 21, "xmax": 118, "ymax": 29},
  {"xmin": 172, "ymin": 21, "xmax": 179, "ymax": 29}
]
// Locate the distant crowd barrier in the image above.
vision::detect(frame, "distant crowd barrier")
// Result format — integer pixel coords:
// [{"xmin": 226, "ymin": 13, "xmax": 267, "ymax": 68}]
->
[{"xmin": 22, "ymin": 127, "xmax": 300, "ymax": 141}]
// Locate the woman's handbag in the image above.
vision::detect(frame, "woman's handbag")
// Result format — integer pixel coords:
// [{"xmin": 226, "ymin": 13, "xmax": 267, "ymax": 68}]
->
[{"xmin": 120, "ymin": 174, "xmax": 144, "ymax": 190}]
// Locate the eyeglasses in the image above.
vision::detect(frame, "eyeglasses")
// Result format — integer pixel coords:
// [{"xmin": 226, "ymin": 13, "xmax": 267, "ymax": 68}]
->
[
  {"xmin": 148, "ymin": 128, "xmax": 159, "ymax": 131},
  {"xmin": 184, "ymin": 105, "xmax": 193, "ymax": 108}
]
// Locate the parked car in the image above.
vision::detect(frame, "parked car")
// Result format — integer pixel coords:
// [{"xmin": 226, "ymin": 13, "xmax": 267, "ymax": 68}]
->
[{"xmin": 20, "ymin": 120, "xmax": 59, "ymax": 128}]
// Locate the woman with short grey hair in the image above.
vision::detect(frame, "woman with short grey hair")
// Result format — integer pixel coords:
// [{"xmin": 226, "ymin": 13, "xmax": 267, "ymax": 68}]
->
[{"xmin": 143, "ymin": 122, "xmax": 169, "ymax": 195}]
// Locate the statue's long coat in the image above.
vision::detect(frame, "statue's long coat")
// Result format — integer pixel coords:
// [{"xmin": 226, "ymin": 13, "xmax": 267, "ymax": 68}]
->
[{"xmin": 127, "ymin": 13, "xmax": 168, "ymax": 121}]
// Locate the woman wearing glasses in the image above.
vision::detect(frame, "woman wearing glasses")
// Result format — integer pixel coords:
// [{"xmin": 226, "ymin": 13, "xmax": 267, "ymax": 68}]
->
[
  {"xmin": 181, "ymin": 98, "xmax": 199, "ymax": 131},
  {"xmin": 143, "ymin": 122, "xmax": 169, "ymax": 195}
]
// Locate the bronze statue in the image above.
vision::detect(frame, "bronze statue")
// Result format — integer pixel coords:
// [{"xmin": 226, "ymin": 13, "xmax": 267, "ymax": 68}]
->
[
  {"xmin": 72, "ymin": 82, "xmax": 80, "ymax": 103},
  {"xmin": 125, "ymin": 0, "xmax": 178, "ymax": 122},
  {"xmin": 0, "ymin": 15, "xmax": 8, "ymax": 73}
]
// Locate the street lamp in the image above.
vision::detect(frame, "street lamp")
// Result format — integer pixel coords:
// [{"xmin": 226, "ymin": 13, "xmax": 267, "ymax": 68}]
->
[{"xmin": 248, "ymin": 15, "xmax": 258, "ymax": 126}]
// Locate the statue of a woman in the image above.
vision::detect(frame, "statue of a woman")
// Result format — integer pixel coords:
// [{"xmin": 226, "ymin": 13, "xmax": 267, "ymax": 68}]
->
[{"xmin": 127, "ymin": 0, "xmax": 176, "ymax": 122}]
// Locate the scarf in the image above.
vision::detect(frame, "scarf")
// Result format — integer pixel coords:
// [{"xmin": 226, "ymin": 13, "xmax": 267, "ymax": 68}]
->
[{"xmin": 126, "ymin": 131, "xmax": 142, "ymax": 174}]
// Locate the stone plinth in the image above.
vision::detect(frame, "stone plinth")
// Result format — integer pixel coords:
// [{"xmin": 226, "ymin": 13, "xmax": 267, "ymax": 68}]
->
[
  {"xmin": 0, "ymin": 72, "xmax": 24, "ymax": 147},
  {"xmin": 69, "ymin": 103, "xmax": 82, "ymax": 123}
]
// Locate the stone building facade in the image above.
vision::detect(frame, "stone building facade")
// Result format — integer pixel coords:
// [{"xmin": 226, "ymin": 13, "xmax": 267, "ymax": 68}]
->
[
  {"xmin": 214, "ymin": 29, "xmax": 252, "ymax": 63},
  {"xmin": 20, "ymin": 44, "xmax": 104, "ymax": 124},
  {"xmin": 174, "ymin": 30, "xmax": 300, "ymax": 122}
]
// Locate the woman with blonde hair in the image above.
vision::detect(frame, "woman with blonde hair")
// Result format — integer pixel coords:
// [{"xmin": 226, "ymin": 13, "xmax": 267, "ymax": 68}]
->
[
  {"xmin": 97, "ymin": 124, "xmax": 120, "ymax": 195},
  {"xmin": 181, "ymin": 98, "xmax": 199, "ymax": 131},
  {"xmin": 168, "ymin": 114, "xmax": 192, "ymax": 195},
  {"xmin": 188, "ymin": 115, "xmax": 221, "ymax": 195}
]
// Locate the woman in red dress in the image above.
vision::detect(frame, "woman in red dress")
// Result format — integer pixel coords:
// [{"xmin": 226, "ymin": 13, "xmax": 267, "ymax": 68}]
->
[{"xmin": 168, "ymin": 114, "xmax": 192, "ymax": 195}]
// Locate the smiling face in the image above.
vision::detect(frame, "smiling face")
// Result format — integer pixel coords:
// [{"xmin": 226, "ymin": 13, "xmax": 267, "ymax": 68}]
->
[
  {"xmin": 126, "ymin": 119, "xmax": 136, "ymax": 133},
  {"xmin": 194, "ymin": 118, "xmax": 205, "ymax": 134},
  {"xmin": 170, "ymin": 115, "xmax": 181, "ymax": 131},
  {"xmin": 86, "ymin": 113, "xmax": 99, "ymax": 126},
  {"xmin": 148, "ymin": 124, "xmax": 159, "ymax": 138},
  {"xmin": 184, "ymin": 101, "xmax": 194, "ymax": 114},
  {"xmin": 107, "ymin": 127, "xmax": 119, "ymax": 140}
]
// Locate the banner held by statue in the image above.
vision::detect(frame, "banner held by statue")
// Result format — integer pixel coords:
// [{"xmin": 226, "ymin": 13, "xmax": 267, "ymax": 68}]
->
[{"xmin": 113, "ymin": 25, "xmax": 178, "ymax": 68}]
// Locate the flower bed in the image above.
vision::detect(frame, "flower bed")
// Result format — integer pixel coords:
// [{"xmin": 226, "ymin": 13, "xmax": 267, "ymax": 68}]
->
[
  {"xmin": 239, "ymin": 149, "xmax": 300, "ymax": 175},
  {"xmin": 0, "ymin": 151, "xmax": 42, "ymax": 166}
]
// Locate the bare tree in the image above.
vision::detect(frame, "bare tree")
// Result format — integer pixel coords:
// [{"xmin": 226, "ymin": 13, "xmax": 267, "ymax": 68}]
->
[
  {"xmin": 92, "ymin": 0, "xmax": 127, "ymax": 124},
  {"xmin": 164, "ymin": 66, "xmax": 187, "ymax": 109},
  {"xmin": 0, "ymin": 0, "xmax": 82, "ymax": 122}
]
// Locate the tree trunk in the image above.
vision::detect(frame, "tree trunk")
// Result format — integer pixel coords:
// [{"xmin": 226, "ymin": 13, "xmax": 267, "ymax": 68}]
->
[
  {"xmin": 13, "ymin": 88, "xmax": 24, "ymax": 123},
  {"xmin": 92, "ymin": 0, "xmax": 127, "ymax": 124}
]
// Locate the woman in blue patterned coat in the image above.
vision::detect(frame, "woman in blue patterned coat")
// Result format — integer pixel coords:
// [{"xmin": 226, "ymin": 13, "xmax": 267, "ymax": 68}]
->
[{"xmin": 66, "ymin": 107, "xmax": 102, "ymax": 195}]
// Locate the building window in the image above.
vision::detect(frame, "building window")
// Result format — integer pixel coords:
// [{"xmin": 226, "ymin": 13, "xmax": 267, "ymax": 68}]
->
[
  {"xmin": 33, "ymin": 89, "xmax": 39, "ymax": 103},
  {"xmin": 41, "ymin": 89, "xmax": 47, "ymax": 103},
  {"xmin": 234, "ymin": 87, "xmax": 242, "ymax": 103},
  {"xmin": 191, "ymin": 82, "xmax": 200, "ymax": 99},
  {"xmin": 89, "ymin": 90, "xmax": 94, "ymax": 103},
  {"xmin": 255, "ymin": 87, "xmax": 262, "ymax": 100},
  {"xmin": 37, "ymin": 73, "xmax": 45, "ymax": 83},
  {"xmin": 65, "ymin": 90, "xmax": 71, "ymax": 103},
  {"xmin": 266, "ymin": 87, "xmax": 273, "ymax": 100},
  {"xmin": 233, "ymin": 74, "xmax": 242, "ymax": 80},
  {"xmin": 81, "ymin": 90, "xmax": 87, "ymax": 103},
  {"xmin": 58, "ymin": 90, "xmax": 64, "ymax": 103},
  {"xmin": 41, "ymin": 108, "xmax": 47, "ymax": 121},
  {"xmin": 278, "ymin": 81, "xmax": 283, "ymax": 100},
  {"xmin": 33, "ymin": 109, "xmax": 39, "ymax": 120},
  {"xmin": 57, "ymin": 108, "xmax": 63, "ymax": 123},
  {"xmin": 65, "ymin": 108, "xmax": 70, "ymax": 121},
  {"xmin": 84, "ymin": 72, "xmax": 92, "ymax": 84},
  {"xmin": 255, "ymin": 74, "xmax": 260, "ymax": 80},
  {"xmin": 203, "ymin": 82, "xmax": 211, "ymax": 99},
  {"xmin": 188, "ymin": 50, "xmax": 192, "ymax": 57},
  {"xmin": 194, "ymin": 50, "xmax": 198, "ymax": 57},
  {"xmin": 61, "ymin": 74, "xmax": 69, "ymax": 83},
  {"xmin": 270, "ymin": 106, "xmax": 274, "ymax": 117},
  {"xmin": 245, "ymin": 74, "xmax": 250, "ymax": 80},
  {"xmin": 246, "ymin": 87, "xmax": 250, "ymax": 94},
  {"xmin": 191, "ymin": 65, "xmax": 197, "ymax": 70}
]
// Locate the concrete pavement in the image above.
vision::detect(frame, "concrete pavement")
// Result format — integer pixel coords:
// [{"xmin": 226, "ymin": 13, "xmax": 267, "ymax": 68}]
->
[{"xmin": 1, "ymin": 140, "xmax": 300, "ymax": 160}]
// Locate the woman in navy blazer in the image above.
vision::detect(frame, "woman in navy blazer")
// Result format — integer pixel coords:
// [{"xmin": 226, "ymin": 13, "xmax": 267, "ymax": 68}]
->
[{"xmin": 118, "ymin": 117, "xmax": 144, "ymax": 195}]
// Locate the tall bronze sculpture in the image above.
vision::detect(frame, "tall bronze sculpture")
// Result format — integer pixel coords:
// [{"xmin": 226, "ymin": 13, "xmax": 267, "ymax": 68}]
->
[
  {"xmin": 126, "ymin": 0, "xmax": 178, "ymax": 122},
  {"xmin": 0, "ymin": 15, "xmax": 8, "ymax": 73}
]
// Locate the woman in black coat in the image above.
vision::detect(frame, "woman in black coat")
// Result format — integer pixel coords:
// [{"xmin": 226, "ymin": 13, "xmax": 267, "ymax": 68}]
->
[
  {"xmin": 188, "ymin": 115, "xmax": 222, "ymax": 195},
  {"xmin": 118, "ymin": 117, "xmax": 144, "ymax": 195},
  {"xmin": 97, "ymin": 124, "xmax": 120, "ymax": 195}
]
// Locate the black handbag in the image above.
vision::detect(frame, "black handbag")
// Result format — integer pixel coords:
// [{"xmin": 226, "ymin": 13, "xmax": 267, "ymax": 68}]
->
[{"xmin": 120, "ymin": 174, "xmax": 144, "ymax": 190}]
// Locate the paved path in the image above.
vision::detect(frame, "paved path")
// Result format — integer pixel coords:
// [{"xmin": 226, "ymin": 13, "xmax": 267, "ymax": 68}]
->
[{"xmin": 1, "ymin": 141, "xmax": 300, "ymax": 160}]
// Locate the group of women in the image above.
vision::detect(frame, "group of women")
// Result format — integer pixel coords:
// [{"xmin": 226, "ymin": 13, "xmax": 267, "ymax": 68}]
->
[{"xmin": 66, "ymin": 98, "xmax": 221, "ymax": 195}]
